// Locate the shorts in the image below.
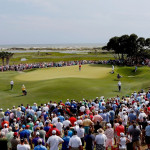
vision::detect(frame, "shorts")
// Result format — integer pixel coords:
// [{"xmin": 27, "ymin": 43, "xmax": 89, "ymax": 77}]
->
[
  {"xmin": 84, "ymin": 126, "xmax": 90, "ymax": 134},
  {"xmin": 145, "ymin": 136, "xmax": 150, "ymax": 144},
  {"xmin": 133, "ymin": 140, "xmax": 140, "ymax": 147},
  {"xmin": 116, "ymin": 136, "xmax": 120, "ymax": 143},
  {"xmin": 101, "ymin": 121, "xmax": 106, "ymax": 128},
  {"xmin": 114, "ymin": 132, "xmax": 117, "ymax": 138},
  {"xmin": 96, "ymin": 144, "xmax": 105, "ymax": 150},
  {"xmin": 106, "ymin": 138, "xmax": 114, "ymax": 147},
  {"xmin": 70, "ymin": 148, "xmax": 79, "ymax": 150}
]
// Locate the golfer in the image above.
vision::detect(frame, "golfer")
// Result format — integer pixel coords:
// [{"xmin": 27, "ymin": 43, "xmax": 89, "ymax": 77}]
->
[
  {"xmin": 118, "ymin": 81, "xmax": 121, "ymax": 92},
  {"xmin": 117, "ymin": 74, "xmax": 122, "ymax": 80},
  {"xmin": 79, "ymin": 64, "xmax": 81, "ymax": 71},
  {"xmin": 135, "ymin": 66, "xmax": 137, "ymax": 72},
  {"xmin": 10, "ymin": 80, "xmax": 14, "ymax": 90},
  {"xmin": 22, "ymin": 84, "xmax": 27, "ymax": 95},
  {"xmin": 112, "ymin": 65, "xmax": 114, "ymax": 73}
]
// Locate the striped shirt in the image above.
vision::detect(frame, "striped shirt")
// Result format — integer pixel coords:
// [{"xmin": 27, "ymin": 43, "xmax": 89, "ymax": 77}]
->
[{"xmin": 104, "ymin": 128, "xmax": 114, "ymax": 139}]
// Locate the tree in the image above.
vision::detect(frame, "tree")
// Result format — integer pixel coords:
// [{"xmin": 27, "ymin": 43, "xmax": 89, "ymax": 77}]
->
[
  {"xmin": 118, "ymin": 35, "xmax": 129, "ymax": 60},
  {"xmin": 0, "ymin": 52, "xmax": 6, "ymax": 66},
  {"xmin": 103, "ymin": 34, "xmax": 150, "ymax": 65},
  {"xmin": 0, "ymin": 52, "xmax": 14, "ymax": 66},
  {"xmin": 146, "ymin": 38, "xmax": 150, "ymax": 48},
  {"xmin": 5, "ymin": 52, "xmax": 14, "ymax": 65}
]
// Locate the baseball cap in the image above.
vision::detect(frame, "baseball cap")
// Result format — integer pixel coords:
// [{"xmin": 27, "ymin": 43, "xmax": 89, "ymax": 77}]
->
[
  {"xmin": 36, "ymin": 132, "xmax": 40, "ymax": 136},
  {"xmin": 26, "ymin": 125, "xmax": 30, "ymax": 128},
  {"xmin": 4, "ymin": 123, "xmax": 8, "ymax": 127},
  {"xmin": 22, "ymin": 125, "xmax": 26, "ymax": 128},
  {"xmin": 52, "ymin": 130, "xmax": 56, "ymax": 134},
  {"xmin": 38, "ymin": 139, "xmax": 42, "ymax": 143},
  {"xmin": 106, "ymin": 123, "xmax": 111, "ymax": 128},
  {"xmin": 120, "ymin": 132, "xmax": 125, "ymax": 136},
  {"xmin": 14, "ymin": 132, "xmax": 18, "ymax": 136}
]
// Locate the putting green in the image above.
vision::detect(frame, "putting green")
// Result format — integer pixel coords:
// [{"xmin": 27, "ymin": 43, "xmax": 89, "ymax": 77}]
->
[{"xmin": 15, "ymin": 65, "xmax": 111, "ymax": 81}]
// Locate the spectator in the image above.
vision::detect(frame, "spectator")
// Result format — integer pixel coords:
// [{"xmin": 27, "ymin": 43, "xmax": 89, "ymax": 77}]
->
[
  {"xmin": 95, "ymin": 128, "xmax": 107, "ymax": 150},
  {"xmin": 46, "ymin": 130, "xmax": 64, "ymax": 150}
]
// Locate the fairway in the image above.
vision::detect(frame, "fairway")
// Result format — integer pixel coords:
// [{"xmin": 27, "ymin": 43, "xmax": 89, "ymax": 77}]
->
[{"xmin": 15, "ymin": 65, "xmax": 111, "ymax": 81}]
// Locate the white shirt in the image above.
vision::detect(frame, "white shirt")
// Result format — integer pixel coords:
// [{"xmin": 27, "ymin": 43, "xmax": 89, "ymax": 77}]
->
[
  {"xmin": 76, "ymin": 127, "xmax": 85, "ymax": 138},
  {"xmin": 95, "ymin": 104, "xmax": 99, "ymax": 111},
  {"xmin": 112, "ymin": 65, "xmax": 114, "ymax": 70},
  {"xmin": 52, "ymin": 117, "xmax": 58, "ymax": 124},
  {"xmin": 63, "ymin": 120, "xmax": 71, "ymax": 128},
  {"xmin": 118, "ymin": 81, "xmax": 121, "ymax": 86},
  {"xmin": 118, "ymin": 111, "xmax": 123, "ymax": 119},
  {"xmin": 17, "ymin": 144, "xmax": 30, "ymax": 150},
  {"xmin": 69, "ymin": 135, "xmax": 82, "ymax": 148},
  {"xmin": 10, "ymin": 81, "xmax": 14, "ymax": 85},
  {"xmin": 47, "ymin": 135, "xmax": 64, "ymax": 150},
  {"xmin": 74, "ymin": 125, "xmax": 79, "ymax": 131},
  {"xmin": 56, "ymin": 122, "xmax": 63, "ymax": 132},
  {"xmin": 75, "ymin": 120, "xmax": 83, "ymax": 125},
  {"xmin": 43, "ymin": 106, "xmax": 49, "ymax": 112},
  {"xmin": 95, "ymin": 133, "xmax": 107, "ymax": 146},
  {"xmin": 122, "ymin": 115, "xmax": 128, "ymax": 126},
  {"xmin": 138, "ymin": 112, "xmax": 147, "ymax": 122},
  {"xmin": 119, "ymin": 137, "xmax": 126, "ymax": 149},
  {"xmin": 1, "ymin": 128, "xmax": 9, "ymax": 135}
]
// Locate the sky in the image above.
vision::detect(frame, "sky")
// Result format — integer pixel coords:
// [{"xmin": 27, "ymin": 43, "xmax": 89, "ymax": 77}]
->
[{"xmin": 0, "ymin": 0, "xmax": 150, "ymax": 45}]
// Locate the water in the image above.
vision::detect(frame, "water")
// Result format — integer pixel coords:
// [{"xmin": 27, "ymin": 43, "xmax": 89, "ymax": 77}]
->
[{"xmin": 0, "ymin": 43, "xmax": 105, "ymax": 49}]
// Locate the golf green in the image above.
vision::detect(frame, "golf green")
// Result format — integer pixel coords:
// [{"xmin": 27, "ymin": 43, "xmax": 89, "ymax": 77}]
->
[
  {"xmin": 0, "ymin": 64, "xmax": 150, "ymax": 110},
  {"xmin": 15, "ymin": 65, "xmax": 111, "ymax": 81}
]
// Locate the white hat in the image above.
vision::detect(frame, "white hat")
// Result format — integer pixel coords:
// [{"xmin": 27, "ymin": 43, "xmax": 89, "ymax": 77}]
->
[
  {"xmin": 106, "ymin": 123, "xmax": 111, "ymax": 128},
  {"xmin": 4, "ymin": 123, "xmax": 8, "ymax": 127},
  {"xmin": 120, "ymin": 132, "xmax": 125, "ymax": 136},
  {"xmin": 28, "ymin": 118, "xmax": 31, "ymax": 121},
  {"xmin": 38, "ymin": 139, "xmax": 42, "ymax": 143},
  {"xmin": 36, "ymin": 121, "xmax": 39, "ymax": 124},
  {"xmin": 36, "ymin": 132, "xmax": 40, "ymax": 135},
  {"xmin": 52, "ymin": 130, "xmax": 56, "ymax": 134}
]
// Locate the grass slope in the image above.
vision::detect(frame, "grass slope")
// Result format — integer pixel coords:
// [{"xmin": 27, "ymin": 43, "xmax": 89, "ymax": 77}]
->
[{"xmin": 0, "ymin": 65, "xmax": 150, "ymax": 110}]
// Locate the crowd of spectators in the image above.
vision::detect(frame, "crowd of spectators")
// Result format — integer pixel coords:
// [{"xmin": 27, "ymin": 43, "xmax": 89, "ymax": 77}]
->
[
  {"xmin": 0, "ymin": 89, "xmax": 150, "ymax": 150},
  {"xmin": 1, "ymin": 58, "xmax": 150, "ymax": 72}
]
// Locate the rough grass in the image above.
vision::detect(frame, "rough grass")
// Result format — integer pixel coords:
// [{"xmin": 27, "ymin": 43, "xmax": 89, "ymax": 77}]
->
[
  {"xmin": 0, "ymin": 65, "xmax": 150, "ymax": 110},
  {"xmin": 0, "ymin": 52, "xmax": 114, "ymax": 65}
]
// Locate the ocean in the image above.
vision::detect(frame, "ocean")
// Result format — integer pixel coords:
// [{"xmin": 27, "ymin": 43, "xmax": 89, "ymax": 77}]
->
[{"xmin": 0, "ymin": 43, "xmax": 105, "ymax": 49}]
